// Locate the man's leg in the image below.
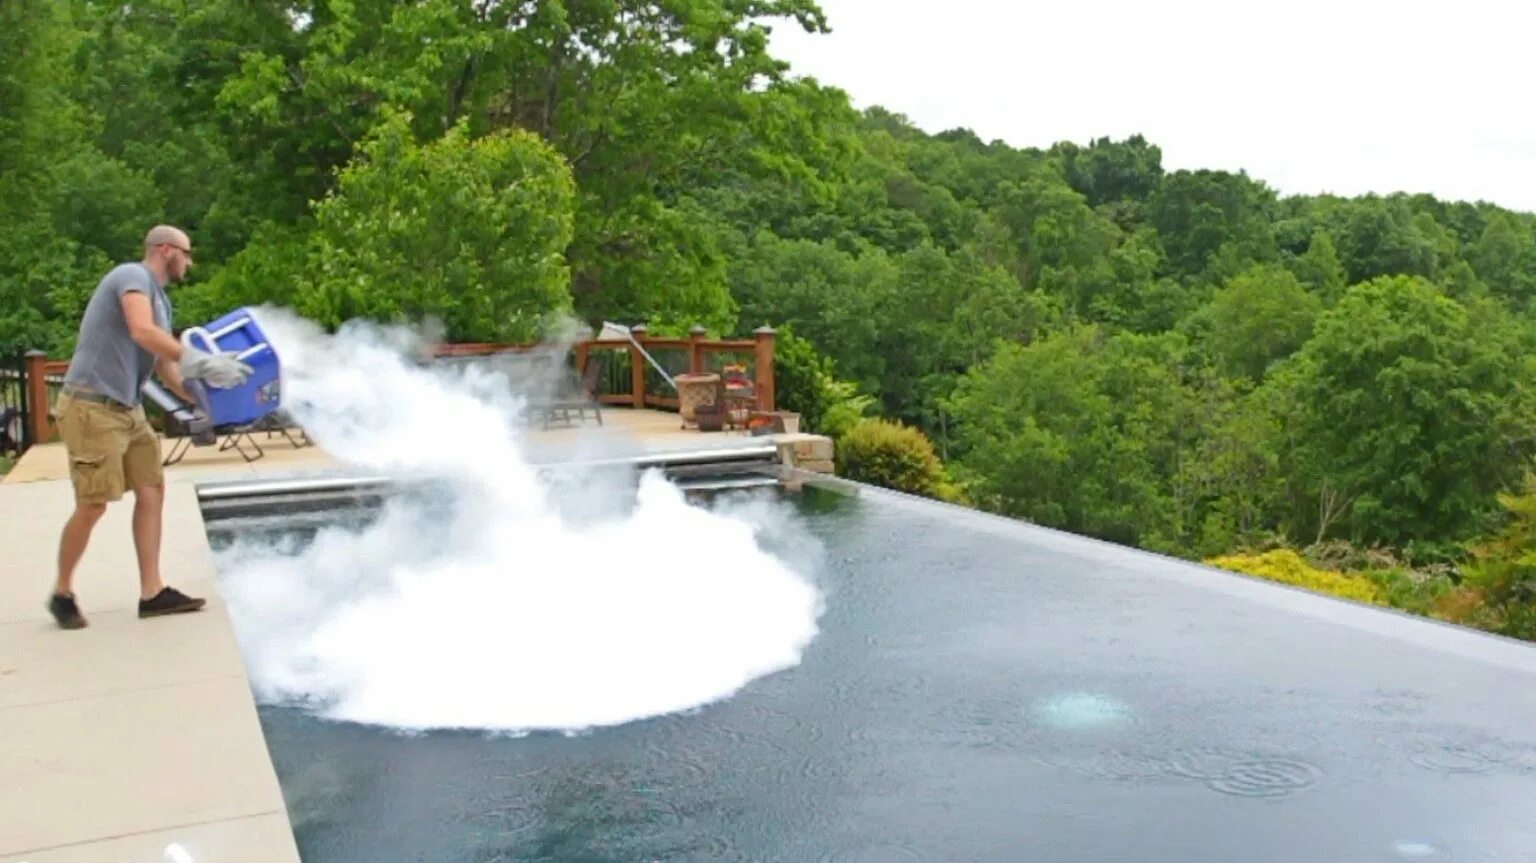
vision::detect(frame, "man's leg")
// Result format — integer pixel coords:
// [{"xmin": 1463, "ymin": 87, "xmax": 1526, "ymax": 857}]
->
[
  {"xmin": 56, "ymin": 501, "xmax": 107, "ymax": 597},
  {"xmin": 49, "ymin": 394, "xmax": 124, "ymax": 629},
  {"xmin": 132, "ymin": 482, "xmax": 165, "ymax": 600},
  {"xmin": 124, "ymin": 407, "xmax": 204, "ymax": 617}
]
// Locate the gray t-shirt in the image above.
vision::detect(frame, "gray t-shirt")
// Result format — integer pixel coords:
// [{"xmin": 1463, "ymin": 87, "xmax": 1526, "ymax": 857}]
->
[{"xmin": 63, "ymin": 263, "xmax": 172, "ymax": 407}]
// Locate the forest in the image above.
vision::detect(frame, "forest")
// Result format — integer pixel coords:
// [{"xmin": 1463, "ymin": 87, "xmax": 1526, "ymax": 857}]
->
[{"xmin": 5, "ymin": 1, "xmax": 1536, "ymax": 637}]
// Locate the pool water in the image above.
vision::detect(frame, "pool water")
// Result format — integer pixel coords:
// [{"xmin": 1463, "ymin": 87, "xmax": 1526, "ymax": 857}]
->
[{"xmin": 208, "ymin": 481, "xmax": 1536, "ymax": 862}]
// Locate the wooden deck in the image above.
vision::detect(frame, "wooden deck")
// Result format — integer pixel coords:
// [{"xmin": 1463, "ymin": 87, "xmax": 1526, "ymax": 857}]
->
[{"xmin": 2, "ymin": 407, "xmax": 773, "ymax": 486}]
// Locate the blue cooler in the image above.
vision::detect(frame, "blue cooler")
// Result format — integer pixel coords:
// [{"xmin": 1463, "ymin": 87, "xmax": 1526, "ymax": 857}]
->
[{"xmin": 179, "ymin": 307, "xmax": 282, "ymax": 427}]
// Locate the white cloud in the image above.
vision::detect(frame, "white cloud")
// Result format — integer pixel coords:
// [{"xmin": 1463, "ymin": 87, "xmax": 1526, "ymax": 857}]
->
[{"xmin": 769, "ymin": 0, "xmax": 1536, "ymax": 213}]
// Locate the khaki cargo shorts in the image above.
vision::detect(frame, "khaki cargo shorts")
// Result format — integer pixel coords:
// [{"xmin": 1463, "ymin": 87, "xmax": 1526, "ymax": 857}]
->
[{"xmin": 53, "ymin": 389, "xmax": 164, "ymax": 504}]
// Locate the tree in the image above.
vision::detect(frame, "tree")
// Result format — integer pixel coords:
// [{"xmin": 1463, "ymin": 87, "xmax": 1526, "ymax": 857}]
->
[
  {"xmin": 0, "ymin": 0, "xmax": 151, "ymax": 353},
  {"xmin": 1146, "ymin": 169, "xmax": 1278, "ymax": 280},
  {"xmin": 1456, "ymin": 475, "xmax": 1536, "ymax": 639},
  {"xmin": 1204, "ymin": 265, "xmax": 1322, "ymax": 381},
  {"xmin": 770, "ymin": 328, "xmax": 873, "ymax": 438},
  {"xmin": 1468, "ymin": 212, "xmax": 1536, "ymax": 305},
  {"xmin": 294, "ymin": 113, "xmax": 577, "ymax": 343},
  {"xmin": 727, "ymin": 232, "xmax": 894, "ymax": 390},
  {"xmin": 947, "ymin": 326, "xmax": 1200, "ymax": 551},
  {"xmin": 1052, "ymin": 134, "xmax": 1164, "ymax": 208},
  {"xmin": 1326, "ymin": 196, "xmax": 1440, "ymax": 284},
  {"xmin": 1290, "ymin": 229, "xmax": 1347, "ymax": 302},
  {"xmin": 1265, "ymin": 276, "xmax": 1534, "ymax": 550}
]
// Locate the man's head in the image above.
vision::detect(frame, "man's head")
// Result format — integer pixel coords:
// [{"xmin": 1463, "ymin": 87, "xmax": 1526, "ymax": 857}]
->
[{"xmin": 142, "ymin": 225, "xmax": 193, "ymax": 284}]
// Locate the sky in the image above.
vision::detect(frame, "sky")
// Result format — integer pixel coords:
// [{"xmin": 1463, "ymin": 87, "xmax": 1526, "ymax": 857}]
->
[{"xmin": 766, "ymin": 0, "xmax": 1536, "ymax": 214}]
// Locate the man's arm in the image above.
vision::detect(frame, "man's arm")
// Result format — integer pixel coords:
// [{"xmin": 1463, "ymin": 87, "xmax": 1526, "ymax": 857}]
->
[
  {"xmin": 155, "ymin": 355, "xmax": 194, "ymax": 403},
  {"xmin": 122, "ymin": 291, "xmax": 183, "ymax": 362},
  {"xmin": 123, "ymin": 291, "xmax": 197, "ymax": 403},
  {"xmin": 123, "ymin": 290, "xmax": 252, "ymax": 391}
]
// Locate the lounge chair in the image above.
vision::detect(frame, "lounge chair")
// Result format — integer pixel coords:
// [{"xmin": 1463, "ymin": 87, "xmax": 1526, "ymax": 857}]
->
[
  {"xmin": 142, "ymin": 379, "xmax": 311, "ymax": 466},
  {"xmin": 434, "ymin": 349, "xmax": 605, "ymax": 429},
  {"xmin": 527, "ymin": 352, "xmax": 605, "ymax": 429}
]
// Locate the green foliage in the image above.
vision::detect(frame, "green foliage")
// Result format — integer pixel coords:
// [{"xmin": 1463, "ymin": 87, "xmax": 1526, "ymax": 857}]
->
[
  {"xmin": 1052, "ymin": 135, "xmax": 1164, "ymax": 208},
  {"xmin": 727, "ymin": 232, "xmax": 894, "ymax": 391},
  {"xmin": 836, "ymin": 418, "xmax": 961, "ymax": 502},
  {"xmin": 1468, "ymin": 212, "xmax": 1536, "ymax": 305},
  {"xmin": 1204, "ymin": 265, "xmax": 1322, "ymax": 380},
  {"xmin": 1205, "ymin": 549, "xmax": 1386, "ymax": 606},
  {"xmin": 1322, "ymin": 195, "xmax": 1444, "ymax": 285},
  {"xmin": 946, "ymin": 326, "xmax": 1199, "ymax": 550},
  {"xmin": 1264, "ymin": 276, "xmax": 1533, "ymax": 548},
  {"xmin": 297, "ymin": 114, "xmax": 576, "ymax": 342},
  {"xmin": 1364, "ymin": 567, "xmax": 1458, "ymax": 618},
  {"xmin": 1147, "ymin": 170, "xmax": 1278, "ymax": 280},
  {"xmin": 1288, "ymin": 230, "xmax": 1348, "ymax": 302},
  {"xmin": 0, "ymin": 0, "xmax": 141, "ymax": 354},
  {"xmin": 770, "ymin": 329, "xmax": 873, "ymax": 437},
  {"xmin": 1454, "ymin": 476, "xmax": 1536, "ymax": 640}
]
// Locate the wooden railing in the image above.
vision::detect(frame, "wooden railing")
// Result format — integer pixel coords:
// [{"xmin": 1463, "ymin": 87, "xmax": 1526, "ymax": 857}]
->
[
  {"xmin": 16, "ymin": 352, "xmax": 68, "ymax": 448},
  {"xmin": 435, "ymin": 325, "xmax": 776, "ymax": 414},
  {"xmin": 12, "ymin": 325, "xmax": 776, "ymax": 450}
]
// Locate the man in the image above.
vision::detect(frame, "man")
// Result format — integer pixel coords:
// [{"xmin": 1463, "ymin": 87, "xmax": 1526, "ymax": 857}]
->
[{"xmin": 48, "ymin": 225, "xmax": 253, "ymax": 630}]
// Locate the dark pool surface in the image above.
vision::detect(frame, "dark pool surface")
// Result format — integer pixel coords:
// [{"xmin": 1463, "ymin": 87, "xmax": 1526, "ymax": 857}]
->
[{"xmin": 215, "ymin": 482, "xmax": 1536, "ymax": 862}]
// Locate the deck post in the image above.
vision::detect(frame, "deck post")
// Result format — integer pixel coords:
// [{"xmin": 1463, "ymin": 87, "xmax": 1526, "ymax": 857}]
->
[
  {"xmin": 629, "ymin": 324, "xmax": 648, "ymax": 408},
  {"xmin": 688, "ymin": 325, "xmax": 706, "ymax": 375},
  {"xmin": 24, "ymin": 350, "xmax": 49, "ymax": 448},
  {"xmin": 753, "ymin": 327, "xmax": 775, "ymax": 413}
]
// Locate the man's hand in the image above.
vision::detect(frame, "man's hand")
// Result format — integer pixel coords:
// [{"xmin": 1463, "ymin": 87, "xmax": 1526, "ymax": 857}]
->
[
  {"xmin": 155, "ymin": 356, "xmax": 194, "ymax": 404},
  {"xmin": 179, "ymin": 347, "xmax": 253, "ymax": 389}
]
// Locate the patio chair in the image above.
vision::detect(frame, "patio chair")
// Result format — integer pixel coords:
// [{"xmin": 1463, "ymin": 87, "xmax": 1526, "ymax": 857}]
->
[
  {"xmin": 527, "ymin": 352, "xmax": 606, "ymax": 429},
  {"xmin": 143, "ymin": 379, "xmax": 312, "ymax": 466}
]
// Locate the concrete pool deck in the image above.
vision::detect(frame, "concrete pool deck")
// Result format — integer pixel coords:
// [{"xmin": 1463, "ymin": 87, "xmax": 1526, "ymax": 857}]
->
[{"xmin": 0, "ymin": 409, "xmax": 832, "ymax": 862}]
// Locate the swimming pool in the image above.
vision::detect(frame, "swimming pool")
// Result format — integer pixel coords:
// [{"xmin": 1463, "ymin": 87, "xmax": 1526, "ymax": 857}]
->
[{"xmin": 205, "ymin": 476, "xmax": 1536, "ymax": 862}]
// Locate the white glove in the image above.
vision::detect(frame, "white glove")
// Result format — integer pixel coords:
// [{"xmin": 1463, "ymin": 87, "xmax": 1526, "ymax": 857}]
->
[{"xmin": 180, "ymin": 346, "xmax": 253, "ymax": 389}]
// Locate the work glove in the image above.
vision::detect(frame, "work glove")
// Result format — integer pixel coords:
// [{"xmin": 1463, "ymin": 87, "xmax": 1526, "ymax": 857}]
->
[{"xmin": 180, "ymin": 346, "xmax": 253, "ymax": 389}]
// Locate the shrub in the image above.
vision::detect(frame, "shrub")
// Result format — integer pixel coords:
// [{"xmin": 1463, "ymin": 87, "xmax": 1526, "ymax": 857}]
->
[
  {"xmin": 771, "ymin": 328, "xmax": 872, "ymax": 436},
  {"xmin": 1364, "ymin": 567, "xmax": 1457, "ymax": 617},
  {"xmin": 1455, "ymin": 476, "xmax": 1536, "ymax": 639},
  {"xmin": 1204, "ymin": 549, "xmax": 1386, "ymax": 605},
  {"xmin": 837, "ymin": 418, "xmax": 961, "ymax": 501}
]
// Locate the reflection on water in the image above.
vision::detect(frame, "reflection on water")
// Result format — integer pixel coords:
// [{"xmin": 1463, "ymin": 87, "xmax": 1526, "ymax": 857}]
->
[
  {"xmin": 1029, "ymin": 692, "xmax": 1134, "ymax": 730},
  {"xmin": 217, "ymin": 484, "xmax": 1536, "ymax": 862}
]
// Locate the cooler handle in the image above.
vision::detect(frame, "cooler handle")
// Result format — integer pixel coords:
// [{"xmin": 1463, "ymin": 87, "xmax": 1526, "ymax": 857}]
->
[
  {"xmin": 235, "ymin": 343, "xmax": 272, "ymax": 362},
  {"xmin": 182, "ymin": 327, "xmax": 271, "ymax": 364},
  {"xmin": 180, "ymin": 327, "xmax": 217, "ymax": 355}
]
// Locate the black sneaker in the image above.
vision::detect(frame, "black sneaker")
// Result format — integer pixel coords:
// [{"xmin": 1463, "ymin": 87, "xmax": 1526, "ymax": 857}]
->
[
  {"xmin": 138, "ymin": 586, "xmax": 207, "ymax": 618},
  {"xmin": 48, "ymin": 593, "xmax": 89, "ymax": 630}
]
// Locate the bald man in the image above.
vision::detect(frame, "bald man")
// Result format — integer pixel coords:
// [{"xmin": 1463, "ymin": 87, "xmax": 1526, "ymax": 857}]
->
[{"xmin": 48, "ymin": 225, "xmax": 253, "ymax": 630}]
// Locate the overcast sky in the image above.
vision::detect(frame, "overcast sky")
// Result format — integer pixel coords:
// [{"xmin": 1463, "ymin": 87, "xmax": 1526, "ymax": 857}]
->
[{"xmin": 767, "ymin": 0, "xmax": 1535, "ymax": 214}]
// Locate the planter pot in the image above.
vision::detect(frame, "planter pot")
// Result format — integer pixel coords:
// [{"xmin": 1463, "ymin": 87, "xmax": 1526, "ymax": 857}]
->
[{"xmin": 674, "ymin": 373, "xmax": 720, "ymax": 426}]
